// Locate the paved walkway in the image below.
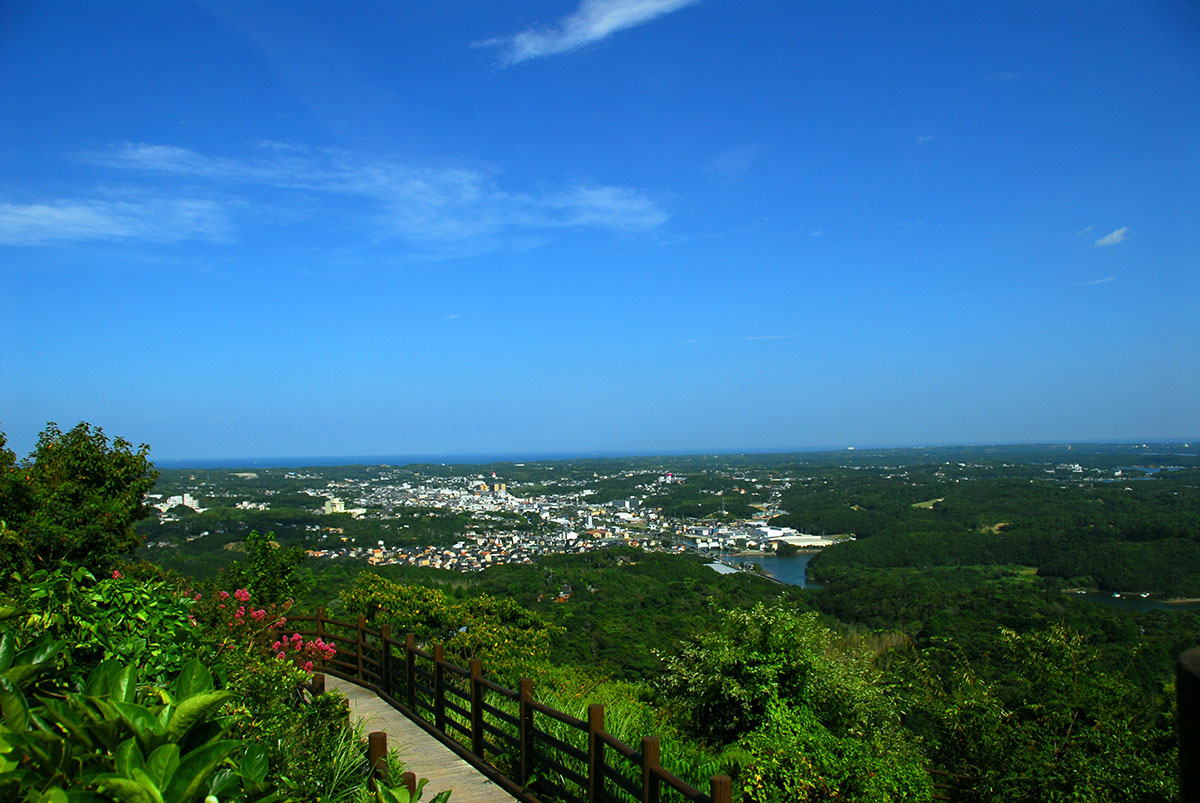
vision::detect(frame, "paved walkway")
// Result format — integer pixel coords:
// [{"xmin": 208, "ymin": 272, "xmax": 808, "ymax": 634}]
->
[{"xmin": 325, "ymin": 675, "xmax": 517, "ymax": 803}]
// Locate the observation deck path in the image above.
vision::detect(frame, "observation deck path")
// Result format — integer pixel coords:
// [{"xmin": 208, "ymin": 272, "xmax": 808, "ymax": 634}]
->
[{"xmin": 326, "ymin": 675, "xmax": 517, "ymax": 803}]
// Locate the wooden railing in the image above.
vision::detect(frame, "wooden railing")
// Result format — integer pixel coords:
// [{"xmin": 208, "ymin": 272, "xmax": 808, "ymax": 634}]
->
[{"xmin": 289, "ymin": 609, "xmax": 732, "ymax": 803}]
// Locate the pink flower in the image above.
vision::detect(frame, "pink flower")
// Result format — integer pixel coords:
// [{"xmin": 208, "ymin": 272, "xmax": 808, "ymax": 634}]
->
[
  {"xmin": 193, "ymin": 593, "xmax": 202, "ymax": 601},
  {"xmin": 218, "ymin": 591, "xmax": 230, "ymax": 600},
  {"xmin": 303, "ymin": 661, "xmax": 313, "ymax": 672},
  {"xmin": 251, "ymin": 608, "xmax": 266, "ymax": 621},
  {"xmin": 234, "ymin": 588, "xmax": 251, "ymax": 602},
  {"xmin": 111, "ymin": 570, "xmax": 122, "ymax": 579},
  {"xmin": 276, "ymin": 651, "xmax": 286, "ymax": 660},
  {"xmin": 272, "ymin": 641, "xmax": 281, "ymax": 651}
]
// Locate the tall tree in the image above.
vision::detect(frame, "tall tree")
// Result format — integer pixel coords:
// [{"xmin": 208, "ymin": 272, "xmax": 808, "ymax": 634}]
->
[{"xmin": 0, "ymin": 422, "xmax": 158, "ymax": 578}]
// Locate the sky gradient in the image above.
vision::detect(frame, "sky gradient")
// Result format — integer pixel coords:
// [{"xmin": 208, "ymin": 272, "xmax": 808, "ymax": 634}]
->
[{"xmin": 2, "ymin": 1, "xmax": 1198, "ymax": 460}]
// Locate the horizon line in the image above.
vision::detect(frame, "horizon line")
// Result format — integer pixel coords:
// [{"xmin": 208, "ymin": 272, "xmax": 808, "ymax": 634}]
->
[{"xmin": 152, "ymin": 439, "xmax": 1198, "ymax": 470}]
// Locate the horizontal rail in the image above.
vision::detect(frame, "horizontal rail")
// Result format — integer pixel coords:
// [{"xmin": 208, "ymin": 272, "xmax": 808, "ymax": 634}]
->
[
  {"xmin": 530, "ymin": 699, "xmax": 587, "ymax": 729},
  {"xmin": 306, "ymin": 607, "xmax": 729, "ymax": 803}
]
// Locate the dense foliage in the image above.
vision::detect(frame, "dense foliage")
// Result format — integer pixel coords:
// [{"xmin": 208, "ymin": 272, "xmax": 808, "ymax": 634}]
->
[{"xmin": 0, "ymin": 423, "xmax": 157, "ymax": 581}]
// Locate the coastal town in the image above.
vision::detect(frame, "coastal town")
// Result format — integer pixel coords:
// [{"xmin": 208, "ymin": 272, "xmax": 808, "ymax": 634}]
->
[{"xmin": 139, "ymin": 464, "xmax": 837, "ymax": 574}]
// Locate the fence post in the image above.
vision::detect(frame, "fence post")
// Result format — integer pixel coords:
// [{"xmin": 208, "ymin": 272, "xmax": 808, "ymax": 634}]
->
[
  {"xmin": 368, "ymin": 731, "xmax": 388, "ymax": 791},
  {"xmin": 588, "ymin": 703, "xmax": 605, "ymax": 803},
  {"xmin": 1179, "ymin": 648, "xmax": 1200, "ymax": 802},
  {"xmin": 380, "ymin": 624, "xmax": 392, "ymax": 696},
  {"xmin": 470, "ymin": 658, "xmax": 485, "ymax": 757},
  {"xmin": 400, "ymin": 771, "xmax": 417, "ymax": 798},
  {"xmin": 433, "ymin": 643, "xmax": 447, "ymax": 734},
  {"xmin": 405, "ymin": 633, "xmax": 417, "ymax": 711},
  {"xmin": 709, "ymin": 774, "xmax": 732, "ymax": 803},
  {"xmin": 641, "ymin": 735, "xmax": 660, "ymax": 803},
  {"xmin": 519, "ymin": 677, "xmax": 534, "ymax": 787},
  {"xmin": 356, "ymin": 614, "xmax": 366, "ymax": 682},
  {"xmin": 311, "ymin": 673, "xmax": 325, "ymax": 695}
]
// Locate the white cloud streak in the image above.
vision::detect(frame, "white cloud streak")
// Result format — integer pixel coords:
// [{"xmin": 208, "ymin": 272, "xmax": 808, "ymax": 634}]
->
[
  {"xmin": 0, "ymin": 198, "xmax": 230, "ymax": 246},
  {"xmin": 67, "ymin": 142, "xmax": 666, "ymax": 250},
  {"xmin": 1076, "ymin": 276, "xmax": 1116, "ymax": 287},
  {"xmin": 476, "ymin": 0, "xmax": 699, "ymax": 66},
  {"xmin": 1094, "ymin": 227, "xmax": 1129, "ymax": 247}
]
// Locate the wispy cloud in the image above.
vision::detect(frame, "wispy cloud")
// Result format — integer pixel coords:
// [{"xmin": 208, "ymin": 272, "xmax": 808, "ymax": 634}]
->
[
  {"xmin": 81, "ymin": 142, "xmax": 666, "ymax": 250},
  {"xmin": 915, "ymin": 134, "xmax": 935, "ymax": 143},
  {"xmin": 475, "ymin": 0, "xmax": 699, "ymax": 66},
  {"xmin": 0, "ymin": 198, "xmax": 230, "ymax": 246},
  {"xmin": 705, "ymin": 143, "xmax": 761, "ymax": 182},
  {"xmin": 742, "ymin": 334, "xmax": 796, "ymax": 341},
  {"xmin": 1075, "ymin": 276, "xmax": 1116, "ymax": 287},
  {"xmin": 1075, "ymin": 225, "xmax": 1094, "ymax": 235},
  {"xmin": 1094, "ymin": 227, "xmax": 1129, "ymax": 247}
]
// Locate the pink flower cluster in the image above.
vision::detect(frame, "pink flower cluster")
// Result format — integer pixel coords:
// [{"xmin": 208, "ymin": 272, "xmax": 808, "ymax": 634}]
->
[{"xmin": 271, "ymin": 632, "xmax": 337, "ymax": 674}]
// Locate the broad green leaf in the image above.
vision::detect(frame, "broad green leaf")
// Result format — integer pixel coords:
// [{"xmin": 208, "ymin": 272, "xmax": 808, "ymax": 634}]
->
[
  {"xmin": 37, "ymin": 697, "xmax": 93, "ymax": 750},
  {"xmin": 28, "ymin": 787, "xmax": 70, "ymax": 803},
  {"xmin": 166, "ymin": 691, "xmax": 232, "ymax": 742},
  {"xmin": 379, "ymin": 786, "xmax": 410, "ymax": 803},
  {"xmin": 206, "ymin": 767, "xmax": 238, "ymax": 797},
  {"xmin": 0, "ymin": 606, "xmax": 18, "ymax": 621},
  {"xmin": 112, "ymin": 701, "xmax": 161, "ymax": 748},
  {"xmin": 85, "ymin": 661, "xmax": 121, "ymax": 697},
  {"xmin": 239, "ymin": 742, "xmax": 268, "ymax": 783},
  {"xmin": 115, "ymin": 737, "xmax": 145, "ymax": 777},
  {"xmin": 111, "ymin": 663, "xmax": 138, "ymax": 703},
  {"xmin": 145, "ymin": 743, "xmax": 180, "ymax": 789},
  {"xmin": 93, "ymin": 770, "xmax": 161, "ymax": 803},
  {"xmin": 172, "ymin": 659, "xmax": 213, "ymax": 700},
  {"xmin": 427, "ymin": 791, "xmax": 452, "ymax": 803},
  {"xmin": 0, "ymin": 629, "xmax": 13, "ymax": 672},
  {"xmin": 162, "ymin": 739, "xmax": 241, "ymax": 803},
  {"xmin": 0, "ymin": 675, "xmax": 30, "ymax": 731}
]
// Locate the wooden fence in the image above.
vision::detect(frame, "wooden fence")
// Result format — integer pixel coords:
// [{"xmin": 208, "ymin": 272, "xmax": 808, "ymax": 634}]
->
[{"xmin": 289, "ymin": 609, "xmax": 732, "ymax": 803}]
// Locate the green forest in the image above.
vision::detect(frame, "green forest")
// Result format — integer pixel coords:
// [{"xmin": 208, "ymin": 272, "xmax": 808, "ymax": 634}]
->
[{"xmin": 2, "ymin": 423, "xmax": 1197, "ymax": 801}]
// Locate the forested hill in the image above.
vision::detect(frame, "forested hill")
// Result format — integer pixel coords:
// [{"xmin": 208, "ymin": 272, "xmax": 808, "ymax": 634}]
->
[{"xmin": 4, "ymin": 425, "xmax": 1198, "ymax": 801}]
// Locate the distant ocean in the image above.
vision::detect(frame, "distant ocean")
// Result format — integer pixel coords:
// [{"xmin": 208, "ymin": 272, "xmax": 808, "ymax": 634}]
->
[{"xmin": 152, "ymin": 449, "xmax": 737, "ymax": 470}]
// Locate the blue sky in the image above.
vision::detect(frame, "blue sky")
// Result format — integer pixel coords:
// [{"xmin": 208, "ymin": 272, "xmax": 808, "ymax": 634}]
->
[{"xmin": 2, "ymin": 0, "xmax": 1198, "ymax": 461}]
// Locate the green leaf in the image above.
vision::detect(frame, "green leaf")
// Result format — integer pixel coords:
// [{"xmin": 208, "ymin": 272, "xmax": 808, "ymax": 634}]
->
[
  {"xmin": 206, "ymin": 767, "xmax": 238, "ymax": 797},
  {"xmin": 115, "ymin": 737, "xmax": 145, "ymax": 777},
  {"xmin": 85, "ymin": 661, "xmax": 121, "ymax": 697},
  {"xmin": 0, "ymin": 675, "xmax": 29, "ymax": 731},
  {"xmin": 111, "ymin": 663, "xmax": 138, "ymax": 704},
  {"xmin": 172, "ymin": 660, "xmax": 213, "ymax": 700},
  {"xmin": 0, "ymin": 629, "xmax": 13, "ymax": 672},
  {"xmin": 162, "ymin": 739, "xmax": 241, "ymax": 803},
  {"xmin": 37, "ymin": 697, "xmax": 93, "ymax": 750},
  {"xmin": 239, "ymin": 742, "xmax": 268, "ymax": 783},
  {"xmin": 112, "ymin": 701, "xmax": 162, "ymax": 748},
  {"xmin": 92, "ymin": 773, "xmax": 158, "ymax": 803},
  {"xmin": 378, "ymin": 786, "xmax": 410, "ymax": 803},
  {"xmin": 166, "ymin": 691, "xmax": 232, "ymax": 742},
  {"xmin": 145, "ymin": 743, "xmax": 180, "ymax": 790}
]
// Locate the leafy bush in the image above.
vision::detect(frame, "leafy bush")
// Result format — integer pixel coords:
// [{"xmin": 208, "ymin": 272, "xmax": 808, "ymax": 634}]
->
[
  {"xmin": 341, "ymin": 573, "xmax": 563, "ymax": 681},
  {"xmin": 9, "ymin": 563, "xmax": 204, "ymax": 684},
  {"xmin": 656, "ymin": 604, "xmax": 929, "ymax": 799},
  {"xmin": 0, "ymin": 422, "xmax": 157, "ymax": 582},
  {"xmin": 1, "ymin": 642, "xmax": 282, "ymax": 802}
]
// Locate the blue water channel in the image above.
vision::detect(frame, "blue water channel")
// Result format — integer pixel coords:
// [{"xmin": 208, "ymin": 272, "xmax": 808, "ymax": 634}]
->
[{"xmin": 718, "ymin": 552, "xmax": 1200, "ymax": 611}]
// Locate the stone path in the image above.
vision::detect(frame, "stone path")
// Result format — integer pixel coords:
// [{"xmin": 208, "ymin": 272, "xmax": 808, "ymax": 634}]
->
[{"xmin": 325, "ymin": 675, "xmax": 517, "ymax": 803}]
